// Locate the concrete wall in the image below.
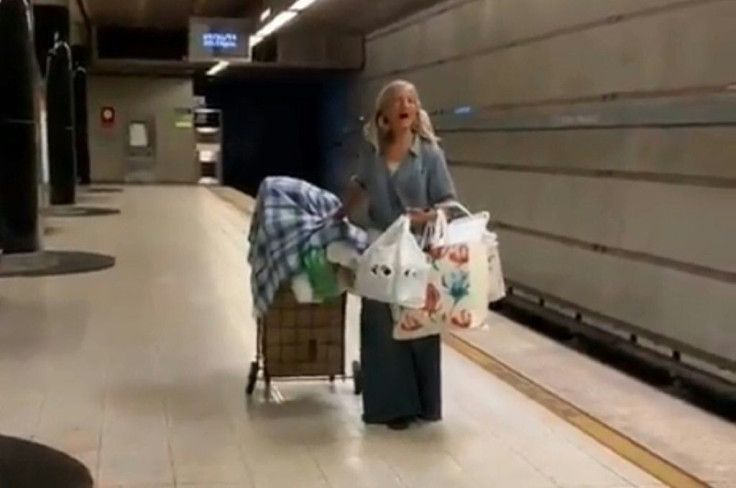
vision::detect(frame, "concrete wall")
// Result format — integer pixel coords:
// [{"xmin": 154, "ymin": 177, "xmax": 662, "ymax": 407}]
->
[
  {"xmin": 347, "ymin": 0, "xmax": 736, "ymax": 367},
  {"xmin": 87, "ymin": 76, "xmax": 197, "ymax": 183},
  {"xmin": 277, "ymin": 28, "xmax": 364, "ymax": 69}
]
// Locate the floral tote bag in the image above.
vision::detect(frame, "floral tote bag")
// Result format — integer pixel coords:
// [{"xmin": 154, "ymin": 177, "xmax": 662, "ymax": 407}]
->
[{"xmin": 393, "ymin": 238, "xmax": 490, "ymax": 341}]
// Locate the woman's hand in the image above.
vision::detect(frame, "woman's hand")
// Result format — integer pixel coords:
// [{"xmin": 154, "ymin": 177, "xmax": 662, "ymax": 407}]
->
[
  {"xmin": 331, "ymin": 207, "xmax": 347, "ymax": 221},
  {"xmin": 407, "ymin": 208, "xmax": 437, "ymax": 225}
]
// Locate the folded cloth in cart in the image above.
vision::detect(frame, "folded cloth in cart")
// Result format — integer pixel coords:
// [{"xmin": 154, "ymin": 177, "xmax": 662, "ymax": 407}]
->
[
  {"xmin": 291, "ymin": 268, "xmax": 353, "ymax": 304},
  {"xmin": 248, "ymin": 176, "xmax": 369, "ymax": 317},
  {"xmin": 326, "ymin": 241, "xmax": 361, "ymax": 270},
  {"xmin": 291, "ymin": 273, "xmax": 322, "ymax": 304}
]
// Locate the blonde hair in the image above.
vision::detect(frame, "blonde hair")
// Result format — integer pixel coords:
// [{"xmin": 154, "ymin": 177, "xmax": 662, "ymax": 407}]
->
[{"xmin": 363, "ymin": 80, "xmax": 439, "ymax": 152}]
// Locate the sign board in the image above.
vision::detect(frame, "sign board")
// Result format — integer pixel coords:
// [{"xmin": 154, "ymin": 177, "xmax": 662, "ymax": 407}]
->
[
  {"xmin": 194, "ymin": 109, "xmax": 220, "ymax": 128},
  {"xmin": 189, "ymin": 17, "xmax": 252, "ymax": 61},
  {"xmin": 101, "ymin": 106, "xmax": 115, "ymax": 128},
  {"xmin": 174, "ymin": 108, "xmax": 194, "ymax": 129}
]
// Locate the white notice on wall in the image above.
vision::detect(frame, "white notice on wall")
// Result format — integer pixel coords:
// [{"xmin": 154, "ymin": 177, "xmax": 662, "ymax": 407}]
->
[{"xmin": 128, "ymin": 123, "xmax": 149, "ymax": 148}]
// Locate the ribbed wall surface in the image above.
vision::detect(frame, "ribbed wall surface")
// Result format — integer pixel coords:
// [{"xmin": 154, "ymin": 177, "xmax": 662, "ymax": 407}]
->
[{"xmin": 345, "ymin": 0, "xmax": 736, "ymax": 367}]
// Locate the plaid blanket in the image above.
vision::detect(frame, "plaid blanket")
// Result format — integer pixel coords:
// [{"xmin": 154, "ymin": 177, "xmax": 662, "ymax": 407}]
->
[{"xmin": 248, "ymin": 177, "xmax": 369, "ymax": 318}]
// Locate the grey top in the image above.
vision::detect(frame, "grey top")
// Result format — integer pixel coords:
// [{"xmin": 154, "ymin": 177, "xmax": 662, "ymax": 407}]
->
[{"xmin": 353, "ymin": 136, "xmax": 457, "ymax": 231}]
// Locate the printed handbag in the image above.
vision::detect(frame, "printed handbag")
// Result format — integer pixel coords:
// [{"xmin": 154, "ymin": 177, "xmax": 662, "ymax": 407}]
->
[{"xmin": 394, "ymin": 209, "xmax": 491, "ymax": 340}]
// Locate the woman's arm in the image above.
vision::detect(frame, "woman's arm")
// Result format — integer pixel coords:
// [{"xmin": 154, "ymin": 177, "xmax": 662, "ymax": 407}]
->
[
  {"xmin": 336, "ymin": 145, "xmax": 372, "ymax": 220},
  {"xmin": 427, "ymin": 146, "xmax": 457, "ymax": 206},
  {"xmin": 336, "ymin": 178, "xmax": 366, "ymax": 219},
  {"xmin": 405, "ymin": 145, "xmax": 457, "ymax": 225}
]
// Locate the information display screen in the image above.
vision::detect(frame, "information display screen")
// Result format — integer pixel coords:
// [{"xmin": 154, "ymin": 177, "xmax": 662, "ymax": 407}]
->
[
  {"xmin": 202, "ymin": 32, "xmax": 238, "ymax": 50},
  {"xmin": 189, "ymin": 17, "xmax": 252, "ymax": 61}
]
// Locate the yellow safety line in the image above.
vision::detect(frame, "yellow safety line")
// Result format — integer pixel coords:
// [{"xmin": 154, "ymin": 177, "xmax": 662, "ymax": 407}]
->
[{"xmin": 444, "ymin": 333, "xmax": 713, "ymax": 488}]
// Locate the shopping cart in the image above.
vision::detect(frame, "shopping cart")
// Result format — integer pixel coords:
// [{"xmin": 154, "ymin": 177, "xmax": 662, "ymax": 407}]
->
[{"xmin": 245, "ymin": 286, "xmax": 362, "ymax": 397}]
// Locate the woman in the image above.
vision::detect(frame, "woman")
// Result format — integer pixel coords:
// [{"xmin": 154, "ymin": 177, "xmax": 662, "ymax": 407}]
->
[{"xmin": 341, "ymin": 80, "xmax": 457, "ymax": 430}]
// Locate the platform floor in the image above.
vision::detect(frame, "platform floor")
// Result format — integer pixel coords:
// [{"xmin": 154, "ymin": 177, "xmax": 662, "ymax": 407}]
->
[{"xmin": 0, "ymin": 186, "xmax": 698, "ymax": 488}]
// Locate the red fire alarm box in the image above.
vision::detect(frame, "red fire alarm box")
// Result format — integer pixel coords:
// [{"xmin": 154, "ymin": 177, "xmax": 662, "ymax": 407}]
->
[{"xmin": 101, "ymin": 106, "xmax": 115, "ymax": 128}]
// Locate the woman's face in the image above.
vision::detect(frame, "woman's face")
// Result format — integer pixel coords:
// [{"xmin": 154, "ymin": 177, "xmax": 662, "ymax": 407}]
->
[{"xmin": 383, "ymin": 86, "xmax": 418, "ymax": 132}]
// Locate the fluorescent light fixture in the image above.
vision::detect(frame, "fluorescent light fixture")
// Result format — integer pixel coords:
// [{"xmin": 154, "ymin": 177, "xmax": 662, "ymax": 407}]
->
[
  {"xmin": 289, "ymin": 0, "xmax": 317, "ymax": 11},
  {"xmin": 250, "ymin": 35, "xmax": 263, "ymax": 48},
  {"xmin": 257, "ymin": 10, "xmax": 297, "ymax": 37},
  {"xmin": 206, "ymin": 60, "xmax": 229, "ymax": 76},
  {"xmin": 253, "ymin": 0, "xmax": 320, "ymax": 43}
]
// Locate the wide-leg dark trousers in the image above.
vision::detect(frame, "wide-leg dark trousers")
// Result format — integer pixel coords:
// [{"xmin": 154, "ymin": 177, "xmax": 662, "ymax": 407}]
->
[{"xmin": 359, "ymin": 299, "xmax": 442, "ymax": 424}]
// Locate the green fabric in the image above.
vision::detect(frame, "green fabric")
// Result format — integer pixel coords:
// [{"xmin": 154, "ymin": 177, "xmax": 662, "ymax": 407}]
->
[{"xmin": 300, "ymin": 247, "xmax": 339, "ymax": 299}]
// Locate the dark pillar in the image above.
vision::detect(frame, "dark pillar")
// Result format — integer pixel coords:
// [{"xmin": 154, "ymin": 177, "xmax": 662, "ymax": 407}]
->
[
  {"xmin": 46, "ymin": 39, "xmax": 77, "ymax": 205},
  {"xmin": 0, "ymin": 0, "xmax": 41, "ymax": 254},
  {"xmin": 33, "ymin": 2, "xmax": 70, "ymax": 77},
  {"xmin": 71, "ymin": 44, "xmax": 88, "ymax": 69},
  {"xmin": 73, "ymin": 67, "xmax": 91, "ymax": 185}
]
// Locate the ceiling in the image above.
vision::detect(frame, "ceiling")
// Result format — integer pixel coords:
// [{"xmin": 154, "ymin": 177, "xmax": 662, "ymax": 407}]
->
[
  {"xmin": 296, "ymin": 0, "xmax": 442, "ymax": 34},
  {"xmin": 83, "ymin": 0, "xmax": 262, "ymax": 28},
  {"xmin": 82, "ymin": 0, "xmax": 441, "ymax": 33},
  {"xmin": 81, "ymin": 0, "xmax": 441, "ymax": 75}
]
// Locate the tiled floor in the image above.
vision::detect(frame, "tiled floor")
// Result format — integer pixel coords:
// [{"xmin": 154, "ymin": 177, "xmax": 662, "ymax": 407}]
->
[
  {"xmin": 0, "ymin": 186, "xmax": 665, "ymax": 487},
  {"xmin": 455, "ymin": 319, "xmax": 736, "ymax": 485}
]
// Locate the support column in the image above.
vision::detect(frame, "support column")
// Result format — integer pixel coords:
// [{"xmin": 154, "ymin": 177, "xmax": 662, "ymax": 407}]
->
[
  {"xmin": 73, "ymin": 67, "xmax": 91, "ymax": 185},
  {"xmin": 71, "ymin": 44, "xmax": 88, "ymax": 69},
  {"xmin": 0, "ymin": 0, "xmax": 41, "ymax": 254},
  {"xmin": 47, "ymin": 39, "xmax": 77, "ymax": 205},
  {"xmin": 33, "ymin": 0, "xmax": 70, "ymax": 77}
]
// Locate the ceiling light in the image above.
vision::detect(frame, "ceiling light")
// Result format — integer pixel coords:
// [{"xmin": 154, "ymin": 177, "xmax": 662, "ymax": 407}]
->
[
  {"xmin": 257, "ymin": 10, "xmax": 297, "ymax": 37},
  {"xmin": 253, "ymin": 0, "xmax": 320, "ymax": 43},
  {"xmin": 250, "ymin": 35, "xmax": 263, "ymax": 48},
  {"xmin": 290, "ymin": 0, "xmax": 317, "ymax": 11},
  {"xmin": 206, "ymin": 60, "xmax": 229, "ymax": 76}
]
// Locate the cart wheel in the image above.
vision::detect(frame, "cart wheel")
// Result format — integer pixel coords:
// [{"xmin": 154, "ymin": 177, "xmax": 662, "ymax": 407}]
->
[
  {"xmin": 352, "ymin": 360, "xmax": 363, "ymax": 395},
  {"xmin": 245, "ymin": 361, "xmax": 259, "ymax": 396},
  {"xmin": 329, "ymin": 375, "xmax": 336, "ymax": 383}
]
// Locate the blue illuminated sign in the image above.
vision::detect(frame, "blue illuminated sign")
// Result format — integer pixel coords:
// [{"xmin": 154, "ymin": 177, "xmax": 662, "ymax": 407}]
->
[
  {"xmin": 202, "ymin": 32, "xmax": 238, "ymax": 50},
  {"xmin": 454, "ymin": 105, "xmax": 473, "ymax": 115}
]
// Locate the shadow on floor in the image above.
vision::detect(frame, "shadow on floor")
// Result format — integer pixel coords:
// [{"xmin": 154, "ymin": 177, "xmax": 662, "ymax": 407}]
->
[{"xmin": 0, "ymin": 435, "xmax": 93, "ymax": 488}]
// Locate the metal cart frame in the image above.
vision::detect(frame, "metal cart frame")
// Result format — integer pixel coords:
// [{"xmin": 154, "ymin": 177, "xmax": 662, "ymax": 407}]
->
[{"xmin": 245, "ymin": 292, "xmax": 362, "ymax": 397}]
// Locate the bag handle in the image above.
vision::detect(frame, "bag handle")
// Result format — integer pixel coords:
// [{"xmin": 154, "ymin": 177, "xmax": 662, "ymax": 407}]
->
[
  {"xmin": 437, "ymin": 200, "xmax": 490, "ymax": 223},
  {"xmin": 437, "ymin": 200, "xmax": 473, "ymax": 217},
  {"xmin": 420, "ymin": 207, "xmax": 449, "ymax": 249},
  {"xmin": 370, "ymin": 215, "xmax": 411, "ymax": 248}
]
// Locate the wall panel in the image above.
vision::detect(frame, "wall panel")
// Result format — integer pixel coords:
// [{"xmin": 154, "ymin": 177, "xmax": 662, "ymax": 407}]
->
[
  {"xmin": 441, "ymin": 128, "xmax": 736, "ymax": 180},
  {"xmin": 453, "ymin": 166, "xmax": 736, "ymax": 273},
  {"xmin": 359, "ymin": 1, "xmax": 736, "ymax": 115},
  {"xmin": 88, "ymin": 76, "xmax": 196, "ymax": 184},
  {"xmin": 349, "ymin": 0, "xmax": 736, "ymax": 367},
  {"xmin": 500, "ymin": 231, "xmax": 736, "ymax": 364},
  {"xmin": 365, "ymin": 0, "xmax": 683, "ymax": 78}
]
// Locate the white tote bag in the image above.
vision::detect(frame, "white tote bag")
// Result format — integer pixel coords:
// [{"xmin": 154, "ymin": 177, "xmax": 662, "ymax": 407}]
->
[
  {"xmin": 483, "ymin": 231, "xmax": 506, "ymax": 302},
  {"xmin": 394, "ymin": 206, "xmax": 491, "ymax": 340},
  {"xmin": 431, "ymin": 202, "xmax": 490, "ymax": 247},
  {"xmin": 355, "ymin": 216, "xmax": 430, "ymax": 308},
  {"xmin": 436, "ymin": 202, "xmax": 506, "ymax": 302}
]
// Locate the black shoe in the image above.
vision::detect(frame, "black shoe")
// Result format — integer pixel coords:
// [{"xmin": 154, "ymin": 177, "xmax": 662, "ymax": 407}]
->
[{"xmin": 387, "ymin": 418, "xmax": 412, "ymax": 431}]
